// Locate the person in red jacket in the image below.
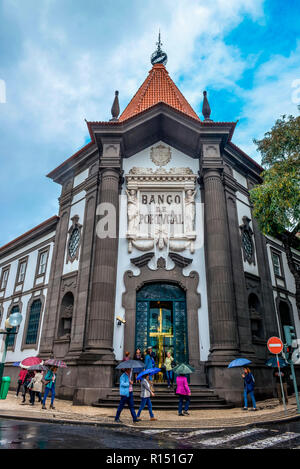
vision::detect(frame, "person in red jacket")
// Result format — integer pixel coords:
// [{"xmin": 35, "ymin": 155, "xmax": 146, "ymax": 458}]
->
[
  {"xmin": 15, "ymin": 369, "xmax": 27, "ymax": 398},
  {"xmin": 176, "ymin": 374, "xmax": 191, "ymax": 416}
]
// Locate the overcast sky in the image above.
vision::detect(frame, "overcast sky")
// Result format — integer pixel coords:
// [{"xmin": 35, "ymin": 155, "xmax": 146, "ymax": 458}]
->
[{"xmin": 0, "ymin": 0, "xmax": 299, "ymax": 246}]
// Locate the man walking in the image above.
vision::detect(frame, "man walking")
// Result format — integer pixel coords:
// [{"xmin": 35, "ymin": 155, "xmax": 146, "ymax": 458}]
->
[
  {"xmin": 115, "ymin": 369, "xmax": 141, "ymax": 423},
  {"xmin": 273, "ymin": 368, "xmax": 289, "ymax": 405}
]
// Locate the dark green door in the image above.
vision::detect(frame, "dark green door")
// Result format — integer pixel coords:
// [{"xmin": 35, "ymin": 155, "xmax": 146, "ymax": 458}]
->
[{"xmin": 135, "ymin": 283, "xmax": 188, "ymax": 368}]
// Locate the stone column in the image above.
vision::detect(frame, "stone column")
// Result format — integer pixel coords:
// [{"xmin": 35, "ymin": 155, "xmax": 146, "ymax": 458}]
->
[
  {"xmin": 201, "ymin": 143, "xmax": 239, "ymax": 360},
  {"xmin": 84, "ymin": 140, "xmax": 122, "ymax": 356}
]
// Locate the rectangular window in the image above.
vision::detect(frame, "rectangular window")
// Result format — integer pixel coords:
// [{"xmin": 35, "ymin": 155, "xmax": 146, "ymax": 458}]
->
[
  {"xmin": 272, "ymin": 252, "xmax": 282, "ymax": 277},
  {"xmin": 0, "ymin": 268, "xmax": 9, "ymax": 290},
  {"xmin": 18, "ymin": 261, "xmax": 27, "ymax": 283},
  {"xmin": 38, "ymin": 251, "xmax": 48, "ymax": 275}
]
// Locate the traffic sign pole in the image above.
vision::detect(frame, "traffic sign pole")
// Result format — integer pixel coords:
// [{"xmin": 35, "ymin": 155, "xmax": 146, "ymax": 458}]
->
[
  {"xmin": 276, "ymin": 354, "xmax": 287, "ymax": 413},
  {"xmin": 267, "ymin": 337, "xmax": 287, "ymax": 414}
]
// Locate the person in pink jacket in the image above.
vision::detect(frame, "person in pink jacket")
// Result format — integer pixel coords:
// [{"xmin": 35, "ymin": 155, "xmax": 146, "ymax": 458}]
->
[{"xmin": 176, "ymin": 374, "xmax": 191, "ymax": 416}]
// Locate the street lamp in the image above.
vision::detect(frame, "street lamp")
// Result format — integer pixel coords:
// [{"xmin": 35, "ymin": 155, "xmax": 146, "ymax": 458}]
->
[{"xmin": 0, "ymin": 312, "xmax": 23, "ymax": 387}]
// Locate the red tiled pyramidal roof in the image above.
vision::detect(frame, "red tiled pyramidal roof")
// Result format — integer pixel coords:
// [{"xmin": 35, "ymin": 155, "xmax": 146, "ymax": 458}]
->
[{"xmin": 119, "ymin": 64, "xmax": 200, "ymax": 122}]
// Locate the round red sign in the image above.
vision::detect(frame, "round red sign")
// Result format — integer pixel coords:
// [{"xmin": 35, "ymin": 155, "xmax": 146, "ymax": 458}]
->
[{"xmin": 267, "ymin": 336, "xmax": 283, "ymax": 355}]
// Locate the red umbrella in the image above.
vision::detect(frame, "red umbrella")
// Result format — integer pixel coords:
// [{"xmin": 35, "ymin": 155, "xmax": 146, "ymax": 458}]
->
[{"xmin": 20, "ymin": 356, "xmax": 43, "ymax": 369}]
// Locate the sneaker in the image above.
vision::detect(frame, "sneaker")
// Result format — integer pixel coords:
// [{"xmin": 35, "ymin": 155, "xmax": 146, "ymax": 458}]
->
[
  {"xmin": 178, "ymin": 413, "xmax": 184, "ymax": 416},
  {"xmin": 250, "ymin": 408, "xmax": 257, "ymax": 411},
  {"xmin": 133, "ymin": 418, "xmax": 141, "ymax": 423},
  {"xmin": 150, "ymin": 417, "xmax": 157, "ymax": 421},
  {"xmin": 183, "ymin": 411, "xmax": 190, "ymax": 415},
  {"xmin": 50, "ymin": 405, "xmax": 56, "ymax": 410},
  {"xmin": 114, "ymin": 418, "xmax": 122, "ymax": 423},
  {"xmin": 42, "ymin": 405, "xmax": 47, "ymax": 410},
  {"xmin": 242, "ymin": 407, "xmax": 248, "ymax": 411}
]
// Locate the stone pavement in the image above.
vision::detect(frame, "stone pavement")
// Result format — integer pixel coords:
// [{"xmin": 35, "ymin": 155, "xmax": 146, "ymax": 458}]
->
[{"xmin": 0, "ymin": 391, "xmax": 299, "ymax": 429}]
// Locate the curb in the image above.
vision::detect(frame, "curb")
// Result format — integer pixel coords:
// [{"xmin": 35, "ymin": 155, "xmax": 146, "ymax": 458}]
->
[{"xmin": 0, "ymin": 410, "xmax": 299, "ymax": 431}]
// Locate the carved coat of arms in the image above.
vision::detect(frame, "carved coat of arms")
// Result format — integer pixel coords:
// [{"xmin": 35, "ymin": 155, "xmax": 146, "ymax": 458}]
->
[{"xmin": 150, "ymin": 145, "xmax": 171, "ymax": 167}]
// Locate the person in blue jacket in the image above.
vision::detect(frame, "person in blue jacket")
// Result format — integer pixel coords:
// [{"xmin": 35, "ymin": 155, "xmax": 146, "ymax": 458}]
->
[
  {"xmin": 242, "ymin": 367, "xmax": 257, "ymax": 411},
  {"xmin": 41, "ymin": 366, "xmax": 57, "ymax": 410},
  {"xmin": 144, "ymin": 348, "xmax": 155, "ymax": 381},
  {"xmin": 115, "ymin": 369, "xmax": 141, "ymax": 423}
]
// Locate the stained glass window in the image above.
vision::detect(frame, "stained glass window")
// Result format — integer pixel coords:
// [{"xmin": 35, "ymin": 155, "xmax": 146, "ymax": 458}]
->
[
  {"xmin": 25, "ymin": 299, "xmax": 42, "ymax": 345},
  {"xmin": 68, "ymin": 227, "xmax": 80, "ymax": 259},
  {"xmin": 242, "ymin": 231, "xmax": 253, "ymax": 260}
]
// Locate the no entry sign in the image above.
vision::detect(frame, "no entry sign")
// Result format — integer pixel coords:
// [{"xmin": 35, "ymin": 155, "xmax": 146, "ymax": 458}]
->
[{"xmin": 267, "ymin": 336, "xmax": 283, "ymax": 355}]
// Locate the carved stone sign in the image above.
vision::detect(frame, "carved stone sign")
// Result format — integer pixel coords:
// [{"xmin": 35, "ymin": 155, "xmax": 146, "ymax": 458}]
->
[{"xmin": 125, "ymin": 166, "xmax": 197, "ymax": 254}]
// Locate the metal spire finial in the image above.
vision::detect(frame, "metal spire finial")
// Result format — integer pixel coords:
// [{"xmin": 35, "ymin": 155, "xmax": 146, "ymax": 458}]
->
[{"xmin": 151, "ymin": 30, "xmax": 168, "ymax": 66}]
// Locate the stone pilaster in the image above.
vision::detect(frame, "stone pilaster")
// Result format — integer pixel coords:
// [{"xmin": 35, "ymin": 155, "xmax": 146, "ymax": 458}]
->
[
  {"xmin": 201, "ymin": 143, "xmax": 239, "ymax": 360},
  {"xmin": 223, "ymin": 168, "xmax": 255, "ymax": 357},
  {"xmin": 39, "ymin": 181, "xmax": 73, "ymax": 358}
]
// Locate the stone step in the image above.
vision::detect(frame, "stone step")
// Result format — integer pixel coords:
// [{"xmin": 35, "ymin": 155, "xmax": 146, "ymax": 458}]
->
[{"xmin": 92, "ymin": 401, "xmax": 235, "ymax": 410}]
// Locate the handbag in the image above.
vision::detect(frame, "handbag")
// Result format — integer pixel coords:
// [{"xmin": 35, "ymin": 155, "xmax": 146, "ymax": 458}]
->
[{"xmin": 171, "ymin": 360, "xmax": 176, "ymax": 368}]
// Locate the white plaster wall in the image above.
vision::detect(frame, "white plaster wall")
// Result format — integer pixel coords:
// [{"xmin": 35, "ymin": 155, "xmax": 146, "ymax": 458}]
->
[
  {"xmin": 113, "ymin": 142, "xmax": 210, "ymax": 361},
  {"xmin": 0, "ymin": 287, "xmax": 48, "ymax": 363},
  {"xmin": 0, "ymin": 232, "xmax": 55, "ymax": 298},
  {"xmin": 62, "ymin": 191, "xmax": 86, "ymax": 275},
  {"xmin": 233, "ymin": 169, "xmax": 248, "ymax": 188},
  {"xmin": 73, "ymin": 169, "xmax": 89, "ymax": 188}
]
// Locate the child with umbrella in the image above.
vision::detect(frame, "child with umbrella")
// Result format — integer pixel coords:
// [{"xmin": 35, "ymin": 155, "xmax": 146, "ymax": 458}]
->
[{"xmin": 136, "ymin": 368, "xmax": 160, "ymax": 421}]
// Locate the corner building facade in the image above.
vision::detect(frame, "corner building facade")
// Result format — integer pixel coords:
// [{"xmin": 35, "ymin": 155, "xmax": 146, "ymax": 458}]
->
[{"xmin": 2, "ymin": 61, "xmax": 299, "ymax": 406}]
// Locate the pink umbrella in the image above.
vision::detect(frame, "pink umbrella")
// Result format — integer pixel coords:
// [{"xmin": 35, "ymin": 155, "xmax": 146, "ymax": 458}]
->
[
  {"xmin": 45, "ymin": 359, "xmax": 67, "ymax": 368},
  {"xmin": 20, "ymin": 356, "xmax": 43, "ymax": 369}
]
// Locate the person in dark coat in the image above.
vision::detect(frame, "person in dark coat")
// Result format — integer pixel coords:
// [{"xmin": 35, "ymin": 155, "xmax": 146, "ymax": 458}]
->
[
  {"xmin": 20, "ymin": 371, "xmax": 34, "ymax": 404},
  {"xmin": 242, "ymin": 367, "xmax": 257, "ymax": 411},
  {"xmin": 273, "ymin": 368, "xmax": 289, "ymax": 404},
  {"xmin": 15, "ymin": 369, "xmax": 27, "ymax": 398}
]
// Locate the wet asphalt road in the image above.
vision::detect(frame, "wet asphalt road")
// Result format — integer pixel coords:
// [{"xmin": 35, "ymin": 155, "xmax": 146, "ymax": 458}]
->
[{"xmin": 1, "ymin": 418, "xmax": 300, "ymax": 449}]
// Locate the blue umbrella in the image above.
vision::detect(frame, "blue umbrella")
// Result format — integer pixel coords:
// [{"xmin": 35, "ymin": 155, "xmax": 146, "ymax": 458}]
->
[
  {"xmin": 228, "ymin": 358, "xmax": 252, "ymax": 368},
  {"xmin": 265, "ymin": 357, "xmax": 288, "ymax": 368},
  {"xmin": 12, "ymin": 361, "xmax": 20, "ymax": 367},
  {"xmin": 136, "ymin": 368, "xmax": 161, "ymax": 380}
]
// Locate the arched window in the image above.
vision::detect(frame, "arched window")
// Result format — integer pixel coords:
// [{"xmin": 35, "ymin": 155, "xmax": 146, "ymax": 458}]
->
[
  {"xmin": 278, "ymin": 300, "xmax": 292, "ymax": 336},
  {"xmin": 248, "ymin": 293, "xmax": 263, "ymax": 340},
  {"xmin": 58, "ymin": 292, "xmax": 74, "ymax": 338},
  {"xmin": 7, "ymin": 305, "xmax": 20, "ymax": 347},
  {"xmin": 25, "ymin": 299, "xmax": 42, "ymax": 345}
]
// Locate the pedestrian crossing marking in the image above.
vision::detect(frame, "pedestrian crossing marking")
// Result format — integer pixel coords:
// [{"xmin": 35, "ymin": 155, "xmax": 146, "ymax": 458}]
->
[
  {"xmin": 171, "ymin": 429, "xmax": 225, "ymax": 439},
  {"xmin": 237, "ymin": 432, "xmax": 300, "ymax": 449},
  {"xmin": 141, "ymin": 430, "xmax": 168, "ymax": 434},
  {"xmin": 200, "ymin": 428, "xmax": 266, "ymax": 446}
]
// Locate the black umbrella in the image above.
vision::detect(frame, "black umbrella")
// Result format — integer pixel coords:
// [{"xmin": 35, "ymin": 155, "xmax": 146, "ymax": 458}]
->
[
  {"xmin": 28, "ymin": 364, "xmax": 48, "ymax": 371},
  {"xmin": 116, "ymin": 360, "xmax": 144, "ymax": 370}
]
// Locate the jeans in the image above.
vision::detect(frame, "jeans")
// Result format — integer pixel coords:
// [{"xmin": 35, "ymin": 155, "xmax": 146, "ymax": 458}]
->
[
  {"xmin": 166, "ymin": 370, "xmax": 173, "ymax": 387},
  {"xmin": 244, "ymin": 389, "xmax": 256, "ymax": 409},
  {"xmin": 42, "ymin": 384, "xmax": 56, "ymax": 406},
  {"xmin": 115, "ymin": 392, "xmax": 138, "ymax": 421},
  {"xmin": 137, "ymin": 397, "xmax": 154, "ymax": 418},
  {"xmin": 30, "ymin": 391, "xmax": 42, "ymax": 404},
  {"xmin": 178, "ymin": 395, "xmax": 190, "ymax": 414}
]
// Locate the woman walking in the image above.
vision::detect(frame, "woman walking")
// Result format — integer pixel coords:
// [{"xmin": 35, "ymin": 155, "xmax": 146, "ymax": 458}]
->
[
  {"xmin": 136, "ymin": 374, "xmax": 157, "ymax": 421},
  {"xmin": 133, "ymin": 348, "xmax": 144, "ymax": 383},
  {"xmin": 176, "ymin": 374, "xmax": 191, "ymax": 416},
  {"xmin": 20, "ymin": 371, "xmax": 34, "ymax": 404},
  {"xmin": 144, "ymin": 348, "xmax": 155, "ymax": 382},
  {"xmin": 164, "ymin": 351, "xmax": 174, "ymax": 389},
  {"xmin": 29, "ymin": 370, "xmax": 43, "ymax": 406},
  {"xmin": 114, "ymin": 369, "xmax": 141, "ymax": 423},
  {"xmin": 41, "ymin": 366, "xmax": 57, "ymax": 410},
  {"xmin": 242, "ymin": 367, "xmax": 257, "ymax": 411}
]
